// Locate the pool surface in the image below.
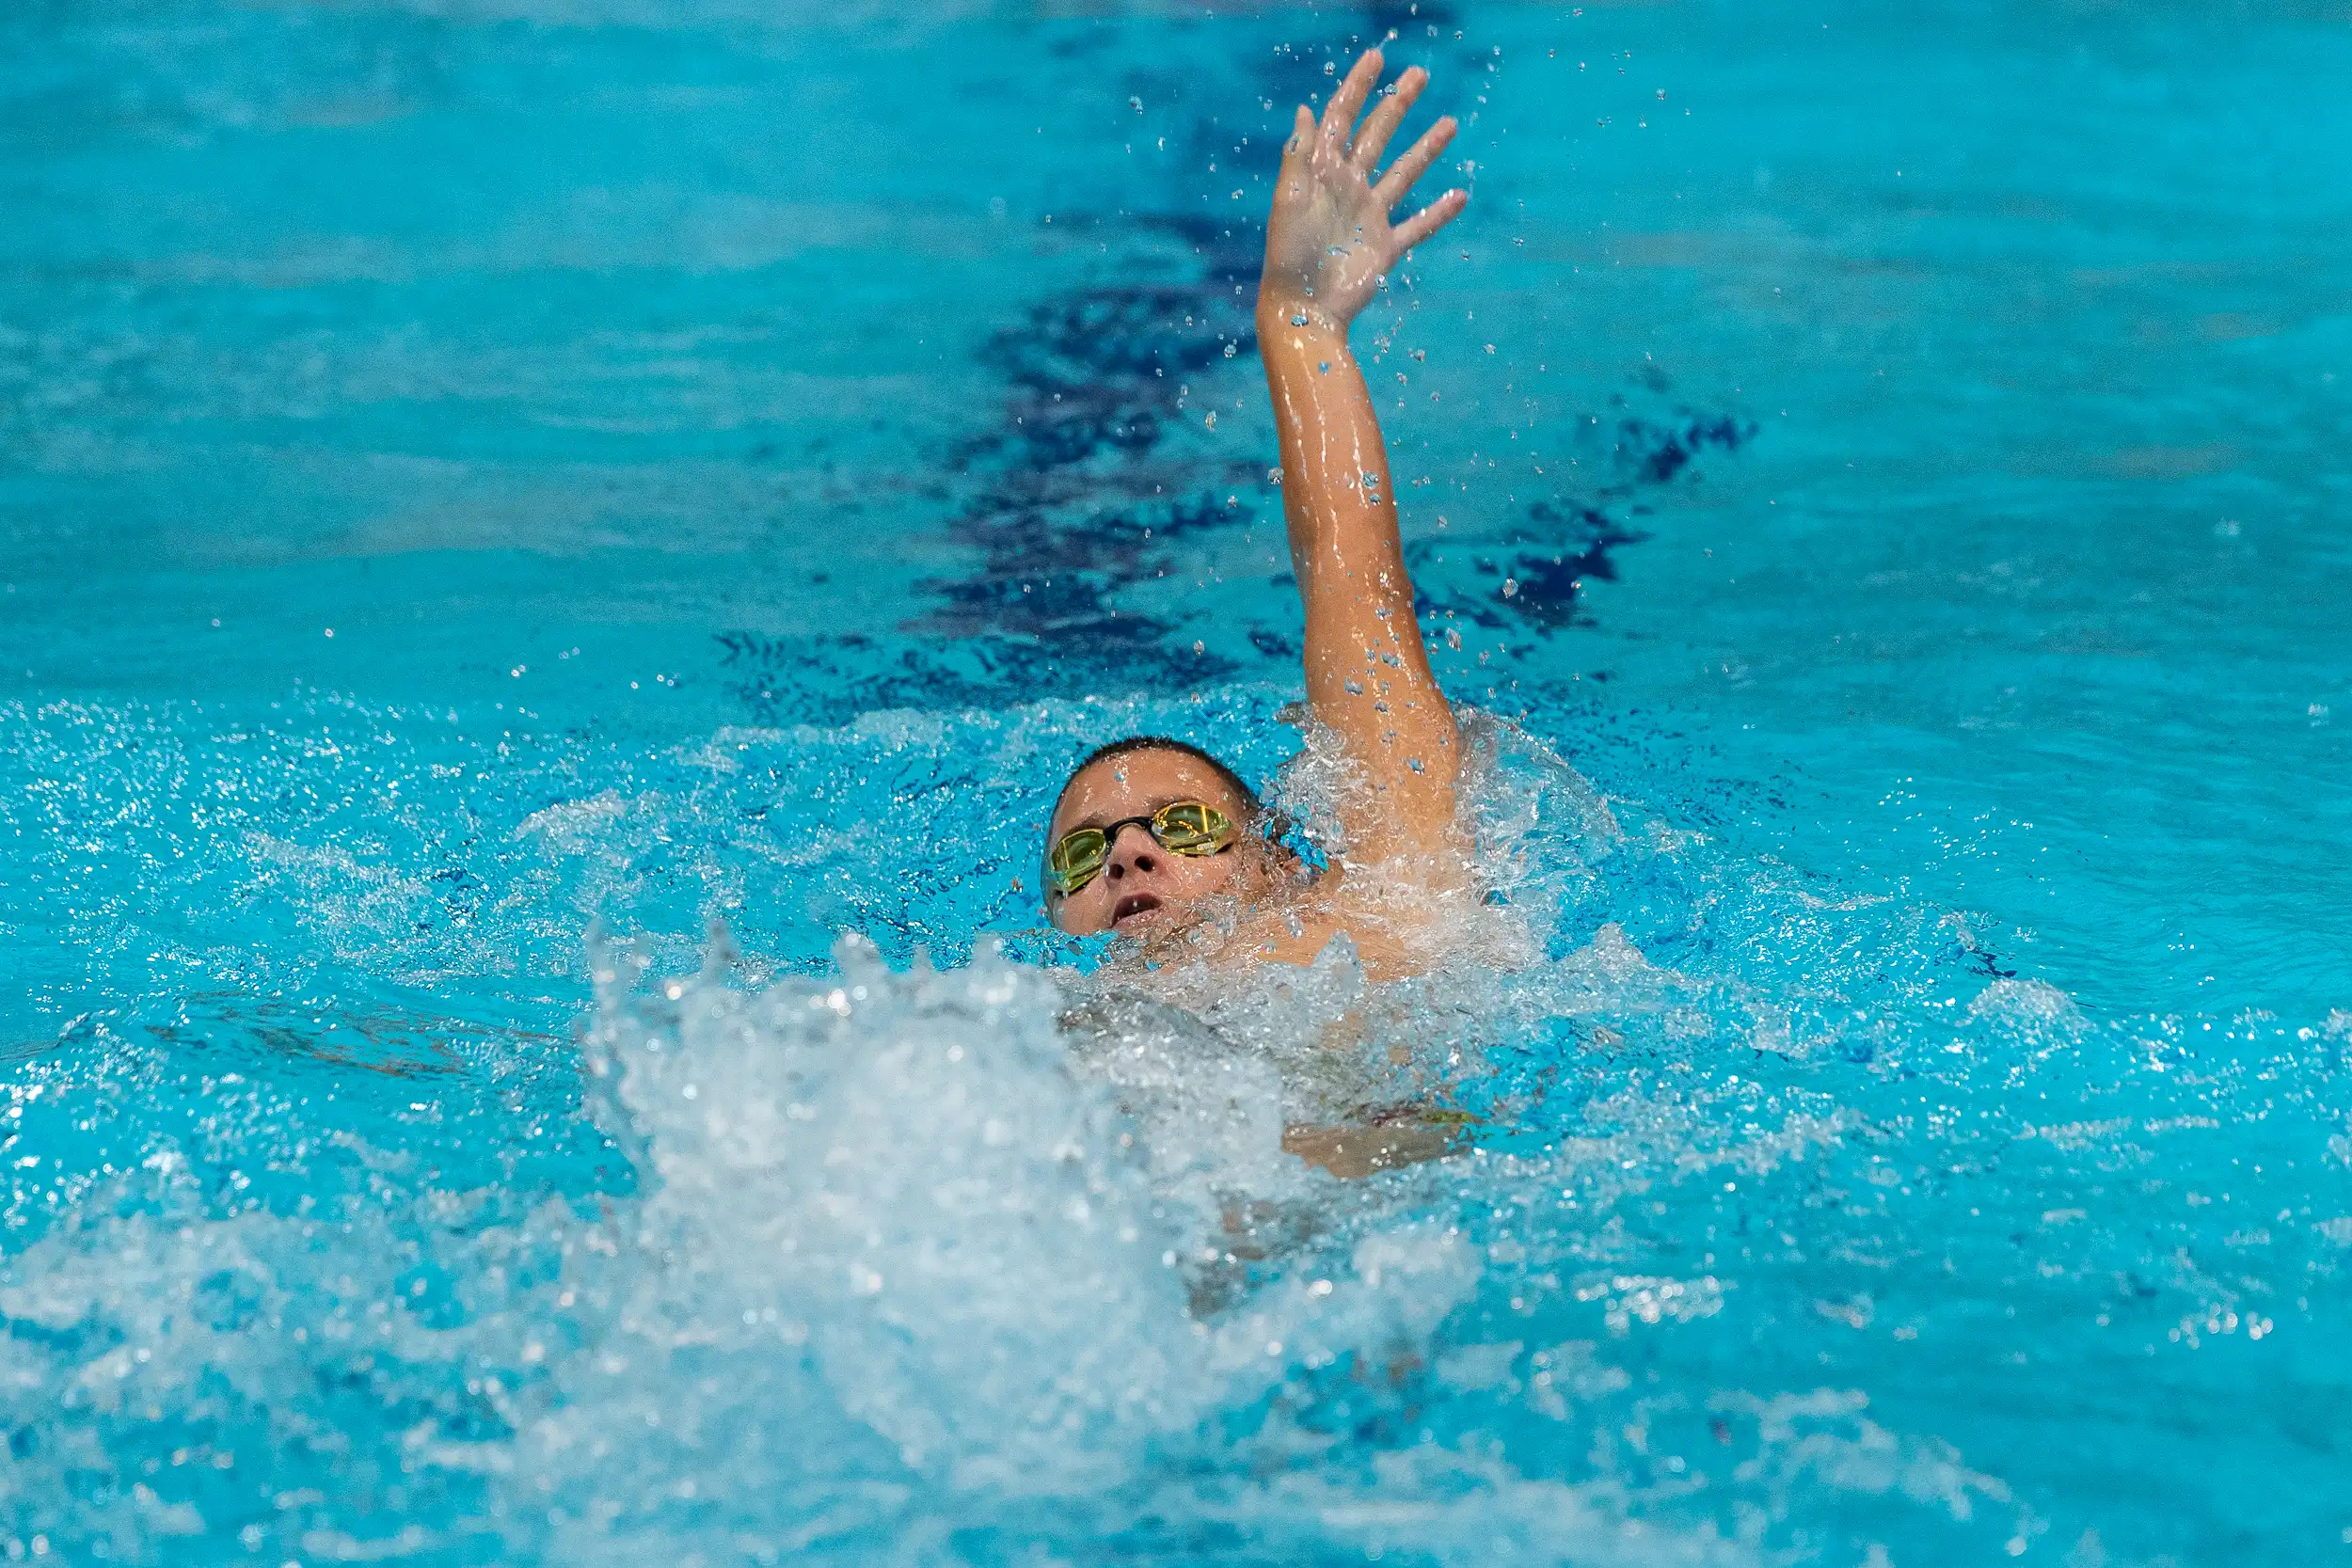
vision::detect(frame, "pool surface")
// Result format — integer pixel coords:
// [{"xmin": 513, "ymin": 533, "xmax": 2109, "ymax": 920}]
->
[{"xmin": 3, "ymin": 0, "xmax": 2349, "ymax": 1563}]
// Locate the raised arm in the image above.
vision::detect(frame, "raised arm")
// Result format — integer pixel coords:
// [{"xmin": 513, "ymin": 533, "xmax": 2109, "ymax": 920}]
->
[{"xmin": 1258, "ymin": 49, "xmax": 1468, "ymax": 867}]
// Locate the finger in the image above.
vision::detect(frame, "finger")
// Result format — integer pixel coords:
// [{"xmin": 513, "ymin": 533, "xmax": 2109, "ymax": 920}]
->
[
  {"xmin": 1350, "ymin": 64, "xmax": 1426, "ymax": 171},
  {"xmin": 1373, "ymin": 114, "xmax": 1457, "ymax": 208},
  {"xmin": 1393, "ymin": 187, "xmax": 1469, "ymax": 253},
  {"xmin": 1319, "ymin": 48, "xmax": 1384, "ymax": 147},
  {"xmin": 1286, "ymin": 103, "xmax": 1315, "ymax": 157}
]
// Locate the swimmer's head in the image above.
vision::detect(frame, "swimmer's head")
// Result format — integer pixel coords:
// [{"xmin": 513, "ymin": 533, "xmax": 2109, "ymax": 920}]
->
[{"xmin": 1041, "ymin": 736, "xmax": 1276, "ymax": 937}]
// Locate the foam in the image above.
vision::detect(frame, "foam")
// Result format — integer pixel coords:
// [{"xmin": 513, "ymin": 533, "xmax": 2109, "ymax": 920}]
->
[{"xmin": 4, "ymin": 704, "xmax": 2343, "ymax": 1564}]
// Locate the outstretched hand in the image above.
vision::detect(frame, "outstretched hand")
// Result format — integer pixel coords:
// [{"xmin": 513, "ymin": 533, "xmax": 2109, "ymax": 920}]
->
[{"xmin": 1260, "ymin": 48, "xmax": 1468, "ymax": 332}]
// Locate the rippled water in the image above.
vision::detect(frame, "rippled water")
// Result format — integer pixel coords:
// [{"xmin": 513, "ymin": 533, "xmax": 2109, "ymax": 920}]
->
[{"xmin": 4, "ymin": 1, "xmax": 2349, "ymax": 1563}]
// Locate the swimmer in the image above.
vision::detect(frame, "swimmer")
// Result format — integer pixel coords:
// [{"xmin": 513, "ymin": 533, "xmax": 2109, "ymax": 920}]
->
[{"xmin": 1043, "ymin": 47, "xmax": 1473, "ymax": 990}]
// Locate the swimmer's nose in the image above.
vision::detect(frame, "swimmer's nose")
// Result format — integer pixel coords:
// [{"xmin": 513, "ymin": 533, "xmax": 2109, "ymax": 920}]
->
[{"xmin": 1104, "ymin": 823, "xmax": 1159, "ymax": 881}]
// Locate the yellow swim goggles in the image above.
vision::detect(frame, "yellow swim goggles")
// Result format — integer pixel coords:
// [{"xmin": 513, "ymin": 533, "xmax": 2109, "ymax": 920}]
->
[{"xmin": 1044, "ymin": 800, "xmax": 1239, "ymax": 895}]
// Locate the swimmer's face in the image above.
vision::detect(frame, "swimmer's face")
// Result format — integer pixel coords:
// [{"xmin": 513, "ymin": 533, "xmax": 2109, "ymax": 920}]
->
[{"xmin": 1043, "ymin": 750, "xmax": 1263, "ymax": 938}]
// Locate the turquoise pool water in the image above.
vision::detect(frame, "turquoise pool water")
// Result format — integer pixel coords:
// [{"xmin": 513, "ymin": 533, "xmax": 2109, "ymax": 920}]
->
[{"xmin": 4, "ymin": 0, "xmax": 2349, "ymax": 1562}]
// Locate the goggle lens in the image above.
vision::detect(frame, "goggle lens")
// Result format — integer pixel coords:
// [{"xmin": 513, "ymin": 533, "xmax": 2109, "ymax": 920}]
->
[
  {"xmin": 1150, "ymin": 800, "xmax": 1225, "ymax": 851},
  {"xmin": 1047, "ymin": 829, "xmax": 1108, "ymax": 894}
]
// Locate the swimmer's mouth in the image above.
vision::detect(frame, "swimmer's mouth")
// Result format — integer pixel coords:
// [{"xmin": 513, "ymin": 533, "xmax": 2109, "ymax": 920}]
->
[{"xmin": 1111, "ymin": 893, "xmax": 1163, "ymax": 928}]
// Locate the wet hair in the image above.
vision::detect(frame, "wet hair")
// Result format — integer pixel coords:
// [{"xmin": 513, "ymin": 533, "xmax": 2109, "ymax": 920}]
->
[{"xmin": 1053, "ymin": 735, "xmax": 1262, "ymax": 817}]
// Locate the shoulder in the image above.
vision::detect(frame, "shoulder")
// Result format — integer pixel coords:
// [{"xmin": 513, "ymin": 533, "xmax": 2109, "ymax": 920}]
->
[{"xmin": 1231, "ymin": 871, "xmax": 1431, "ymax": 982}]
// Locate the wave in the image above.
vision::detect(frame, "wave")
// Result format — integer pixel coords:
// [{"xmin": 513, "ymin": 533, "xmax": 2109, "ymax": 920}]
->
[{"xmin": 3, "ymin": 709, "xmax": 2346, "ymax": 1563}]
